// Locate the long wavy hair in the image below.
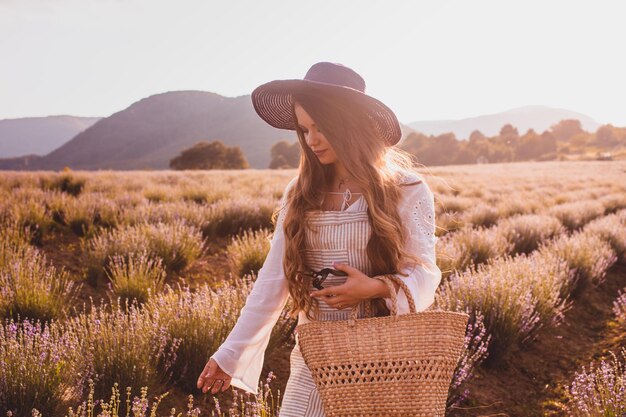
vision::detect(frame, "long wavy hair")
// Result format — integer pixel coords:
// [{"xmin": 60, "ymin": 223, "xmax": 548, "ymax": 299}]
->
[{"xmin": 274, "ymin": 87, "xmax": 427, "ymax": 320}]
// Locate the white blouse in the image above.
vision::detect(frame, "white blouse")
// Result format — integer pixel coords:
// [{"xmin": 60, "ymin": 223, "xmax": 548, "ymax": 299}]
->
[{"xmin": 209, "ymin": 172, "xmax": 441, "ymax": 394}]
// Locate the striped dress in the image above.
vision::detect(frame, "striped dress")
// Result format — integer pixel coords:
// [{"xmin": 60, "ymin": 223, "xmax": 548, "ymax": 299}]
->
[
  {"xmin": 279, "ymin": 194, "xmax": 372, "ymax": 417},
  {"xmin": 209, "ymin": 172, "xmax": 440, "ymax": 412}
]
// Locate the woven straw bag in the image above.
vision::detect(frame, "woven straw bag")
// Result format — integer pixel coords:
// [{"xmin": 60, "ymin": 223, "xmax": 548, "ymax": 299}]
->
[{"xmin": 296, "ymin": 274, "xmax": 469, "ymax": 417}]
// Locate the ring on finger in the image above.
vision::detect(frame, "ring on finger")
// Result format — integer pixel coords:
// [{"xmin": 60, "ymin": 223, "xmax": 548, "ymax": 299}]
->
[{"xmin": 211, "ymin": 379, "xmax": 224, "ymax": 391}]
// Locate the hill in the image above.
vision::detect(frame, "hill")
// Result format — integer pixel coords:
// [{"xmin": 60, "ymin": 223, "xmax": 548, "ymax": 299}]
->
[
  {"xmin": 408, "ymin": 105, "xmax": 600, "ymax": 139},
  {"xmin": 0, "ymin": 91, "xmax": 414, "ymax": 170},
  {"xmin": 30, "ymin": 91, "xmax": 287, "ymax": 170},
  {"xmin": 0, "ymin": 115, "xmax": 101, "ymax": 158}
]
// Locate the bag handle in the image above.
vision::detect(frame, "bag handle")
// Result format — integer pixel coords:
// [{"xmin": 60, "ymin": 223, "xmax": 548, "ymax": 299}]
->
[{"xmin": 349, "ymin": 274, "xmax": 417, "ymax": 322}]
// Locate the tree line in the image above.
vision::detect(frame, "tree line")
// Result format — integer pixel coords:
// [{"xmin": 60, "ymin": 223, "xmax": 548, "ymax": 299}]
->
[
  {"xmin": 168, "ymin": 120, "xmax": 625, "ymax": 170},
  {"xmin": 269, "ymin": 119, "xmax": 626, "ymax": 168}
]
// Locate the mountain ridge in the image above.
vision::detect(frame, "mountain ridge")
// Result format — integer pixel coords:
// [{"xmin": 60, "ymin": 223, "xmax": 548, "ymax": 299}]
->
[
  {"xmin": 408, "ymin": 105, "xmax": 600, "ymax": 139},
  {"xmin": 0, "ymin": 115, "xmax": 101, "ymax": 158},
  {"xmin": 0, "ymin": 96, "xmax": 608, "ymax": 170}
]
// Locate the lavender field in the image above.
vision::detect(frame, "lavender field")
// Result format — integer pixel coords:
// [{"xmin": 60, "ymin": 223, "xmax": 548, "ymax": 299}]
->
[{"xmin": 1, "ymin": 160, "xmax": 625, "ymax": 416}]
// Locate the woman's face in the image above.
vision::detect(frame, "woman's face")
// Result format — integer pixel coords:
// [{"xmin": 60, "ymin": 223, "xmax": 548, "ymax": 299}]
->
[{"xmin": 294, "ymin": 102, "xmax": 338, "ymax": 165}]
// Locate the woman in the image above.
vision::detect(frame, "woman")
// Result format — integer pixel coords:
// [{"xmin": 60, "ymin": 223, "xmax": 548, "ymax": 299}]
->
[{"xmin": 197, "ymin": 62, "xmax": 441, "ymax": 415}]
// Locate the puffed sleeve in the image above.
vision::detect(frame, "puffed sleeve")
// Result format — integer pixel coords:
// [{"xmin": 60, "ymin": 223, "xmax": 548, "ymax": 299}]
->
[
  {"xmin": 381, "ymin": 174, "xmax": 441, "ymax": 314},
  {"xmin": 209, "ymin": 176, "xmax": 297, "ymax": 394}
]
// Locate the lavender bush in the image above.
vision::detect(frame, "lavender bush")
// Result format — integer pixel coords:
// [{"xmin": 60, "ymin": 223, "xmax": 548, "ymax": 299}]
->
[
  {"xmin": 541, "ymin": 231, "xmax": 618, "ymax": 298},
  {"xmin": 437, "ymin": 194, "xmax": 474, "ymax": 214},
  {"xmin": 10, "ymin": 194, "xmax": 54, "ymax": 246},
  {"xmin": 435, "ymin": 250, "xmax": 572, "ymax": 363},
  {"xmin": 565, "ymin": 347, "xmax": 626, "ymax": 416},
  {"xmin": 583, "ymin": 214, "xmax": 626, "ymax": 263},
  {"xmin": 64, "ymin": 379, "xmax": 200, "ymax": 417},
  {"xmin": 461, "ymin": 202, "xmax": 499, "ymax": 228},
  {"xmin": 0, "ymin": 318, "xmax": 82, "ymax": 417},
  {"xmin": 48, "ymin": 193, "xmax": 119, "ymax": 237},
  {"xmin": 145, "ymin": 278, "xmax": 296, "ymax": 393},
  {"xmin": 436, "ymin": 225, "xmax": 513, "ymax": 278},
  {"xmin": 435, "ymin": 211, "xmax": 464, "ymax": 236},
  {"xmin": 64, "ymin": 298, "xmax": 181, "ymax": 401},
  {"xmin": 498, "ymin": 213, "xmax": 564, "ymax": 255},
  {"xmin": 143, "ymin": 282, "xmax": 249, "ymax": 392},
  {"xmin": 612, "ymin": 287, "xmax": 626, "ymax": 327},
  {"xmin": 39, "ymin": 171, "xmax": 86, "ymax": 197},
  {"xmin": 210, "ymin": 371, "xmax": 281, "ymax": 417},
  {"xmin": 548, "ymin": 200, "xmax": 605, "ymax": 231},
  {"xmin": 104, "ymin": 251, "xmax": 166, "ymax": 305},
  {"xmin": 599, "ymin": 193, "xmax": 626, "ymax": 214},
  {"xmin": 226, "ymin": 228, "xmax": 271, "ymax": 277},
  {"xmin": 0, "ymin": 238, "xmax": 79, "ymax": 323},
  {"xmin": 84, "ymin": 219, "xmax": 205, "ymax": 283},
  {"xmin": 202, "ymin": 197, "xmax": 276, "ymax": 238},
  {"xmin": 444, "ymin": 310, "xmax": 492, "ymax": 408},
  {"xmin": 496, "ymin": 195, "xmax": 538, "ymax": 218},
  {"xmin": 121, "ymin": 200, "xmax": 212, "ymax": 227}
]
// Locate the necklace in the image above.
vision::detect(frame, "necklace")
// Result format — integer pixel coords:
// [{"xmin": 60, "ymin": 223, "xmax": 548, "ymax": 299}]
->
[{"xmin": 323, "ymin": 177, "xmax": 357, "ymax": 211}]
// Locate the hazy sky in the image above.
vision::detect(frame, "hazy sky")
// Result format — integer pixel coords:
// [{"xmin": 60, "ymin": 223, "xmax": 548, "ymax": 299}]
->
[{"xmin": 1, "ymin": 0, "xmax": 625, "ymax": 125}]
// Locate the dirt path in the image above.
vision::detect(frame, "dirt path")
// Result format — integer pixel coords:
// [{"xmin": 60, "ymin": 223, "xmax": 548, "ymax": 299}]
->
[{"xmin": 447, "ymin": 263, "xmax": 626, "ymax": 417}]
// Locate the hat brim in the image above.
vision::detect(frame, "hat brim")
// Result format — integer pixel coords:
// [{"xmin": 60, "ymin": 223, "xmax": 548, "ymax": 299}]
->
[{"xmin": 251, "ymin": 79, "xmax": 402, "ymax": 147}]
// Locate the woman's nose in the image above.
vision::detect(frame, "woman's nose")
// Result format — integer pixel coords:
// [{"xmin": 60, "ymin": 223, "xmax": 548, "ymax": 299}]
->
[{"xmin": 306, "ymin": 132, "xmax": 319, "ymax": 147}]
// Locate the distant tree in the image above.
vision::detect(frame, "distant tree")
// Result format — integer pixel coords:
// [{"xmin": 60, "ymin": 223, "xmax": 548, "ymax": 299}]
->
[
  {"xmin": 550, "ymin": 119, "xmax": 584, "ymax": 142},
  {"xmin": 595, "ymin": 124, "xmax": 620, "ymax": 147},
  {"xmin": 416, "ymin": 133, "xmax": 459, "ymax": 166},
  {"xmin": 540, "ymin": 131, "xmax": 557, "ymax": 155},
  {"xmin": 269, "ymin": 140, "xmax": 300, "ymax": 168},
  {"xmin": 516, "ymin": 130, "xmax": 557, "ymax": 160},
  {"xmin": 569, "ymin": 132, "xmax": 592, "ymax": 148},
  {"xmin": 170, "ymin": 140, "xmax": 249, "ymax": 170},
  {"xmin": 452, "ymin": 142, "xmax": 477, "ymax": 164},
  {"xmin": 398, "ymin": 132, "xmax": 430, "ymax": 155},
  {"xmin": 269, "ymin": 154, "xmax": 290, "ymax": 169},
  {"xmin": 469, "ymin": 130, "xmax": 486, "ymax": 143},
  {"xmin": 516, "ymin": 130, "xmax": 541, "ymax": 160},
  {"xmin": 224, "ymin": 146, "xmax": 249, "ymax": 168},
  {"xmin": 500, "ymin": 124, "xmax": 519, "ymax": 139}
]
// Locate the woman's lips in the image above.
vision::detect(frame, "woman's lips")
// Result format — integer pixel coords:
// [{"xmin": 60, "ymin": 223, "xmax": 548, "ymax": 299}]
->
[{"xmin": 313, "ymin": 149, "xmax": 326, "ymax": 156}]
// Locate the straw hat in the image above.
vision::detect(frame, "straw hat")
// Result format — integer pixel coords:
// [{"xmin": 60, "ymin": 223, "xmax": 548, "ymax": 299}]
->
[{"xmin": 251, "ymin": 61, "xmax": 402, "ymax": 147}]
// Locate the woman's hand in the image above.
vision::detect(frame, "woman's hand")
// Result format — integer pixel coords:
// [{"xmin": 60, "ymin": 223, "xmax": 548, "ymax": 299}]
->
[
  {"xmin": 197, "ymin": 358, "xmax": 232, "ymax": 394},
  {"xmin": 309, "ymin": 262, "xmax": 389, "ymax": 310}
]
